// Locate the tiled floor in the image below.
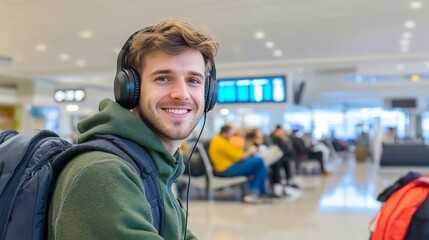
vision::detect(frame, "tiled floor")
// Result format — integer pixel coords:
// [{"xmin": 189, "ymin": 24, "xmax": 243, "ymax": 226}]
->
[{"xmin": 185, "ymin": 155, "xmax": 406, "ymax": 240}]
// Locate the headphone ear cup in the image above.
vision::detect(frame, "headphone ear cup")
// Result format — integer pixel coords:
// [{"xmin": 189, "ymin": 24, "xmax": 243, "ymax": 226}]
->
[
  {"xmin": 114, "ymin": 68, "xmax": 140, "ymax": 109},
  {"xmin": 204, "ymin": 76, "xmax": 217, "ymax": 112}
]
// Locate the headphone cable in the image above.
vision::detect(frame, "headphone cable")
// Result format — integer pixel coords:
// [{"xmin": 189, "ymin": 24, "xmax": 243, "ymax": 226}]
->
[{"xmin": 183, "ymin": 110, "xmax": 208, "ymax": 240}]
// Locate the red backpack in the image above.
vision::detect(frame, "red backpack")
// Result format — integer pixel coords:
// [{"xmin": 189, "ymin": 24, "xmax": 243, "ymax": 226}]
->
[{"xmin": 370, "ymin": 171, "xmax": 429, "ymax": 240}]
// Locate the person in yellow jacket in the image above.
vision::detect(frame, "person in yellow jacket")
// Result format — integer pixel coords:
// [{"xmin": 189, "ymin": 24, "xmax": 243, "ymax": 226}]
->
[{"xmin": 208, "ymin": 125, "xmax": 270, "ymax": 204}]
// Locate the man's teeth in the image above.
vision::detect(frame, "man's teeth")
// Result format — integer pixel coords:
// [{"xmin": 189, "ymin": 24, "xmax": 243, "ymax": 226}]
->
[{"xmin": 164, "ymin": 109, "xmax": 188, "ymax": 114}]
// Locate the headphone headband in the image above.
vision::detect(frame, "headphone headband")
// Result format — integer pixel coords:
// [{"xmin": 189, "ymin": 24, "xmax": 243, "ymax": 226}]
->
[{"xmin": 116, "ymin": 27, "xmax": 153, "ymax": 73}]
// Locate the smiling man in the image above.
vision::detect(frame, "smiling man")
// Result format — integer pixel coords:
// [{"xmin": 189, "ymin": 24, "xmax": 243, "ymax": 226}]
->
[{"xmin": 48, "ymin": 19, "xmax": 218, "ymax": 240}]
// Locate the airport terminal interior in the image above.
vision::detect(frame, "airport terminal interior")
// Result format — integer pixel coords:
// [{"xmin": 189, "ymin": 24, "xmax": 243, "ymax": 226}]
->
[{"xmin": 1, "ymin": 1, "xmax": 429, "ymax": 239}]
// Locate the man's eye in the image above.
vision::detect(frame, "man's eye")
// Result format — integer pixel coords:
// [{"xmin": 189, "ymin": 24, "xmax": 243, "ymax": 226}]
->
[
  {"xmin": 188, "ymin": 78, "xmax": 201, "ymax": 84},
  {"xmin": 156, "ymin": 77, "xmax": 169, "ymax": 82}
]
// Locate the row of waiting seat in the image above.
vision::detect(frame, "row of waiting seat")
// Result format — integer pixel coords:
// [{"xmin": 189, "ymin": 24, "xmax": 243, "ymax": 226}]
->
[{"xmin": 380, "ymin": 143, "xmax": 429, "ymax": 167}]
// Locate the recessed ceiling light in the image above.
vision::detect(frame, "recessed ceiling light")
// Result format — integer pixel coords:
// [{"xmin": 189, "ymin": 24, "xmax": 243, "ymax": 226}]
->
[
  {"xmin": 402, "ymin": 32, "xmax": 412, "ymax": 39},
  {"xmin": 409, "ymin": 1, "xmax": 423, "ymax": 9},
  {"xmin": 404, "ymin": 21, "xmax": 416, "ymax": 29},
  {"xmin": 79, "ymin": 31, "xmax": 94, "ymax": 39},
  {"xmin": 66, "ymin": 104, "xmax": 79, "ymax": 112},
  {"xmin": 254, "ymin": 31, "xmax": 265, "ymax": 39},
  {"xmin": 35, "ymin": 44, "xmax": 47, "ymax": 52},
  {"xmin": 265, "ymin": 41, "xmax": 274, "ymax": 49},
  {"xmin": 273, "ymin": 49, "xmax": 283, "ymax": 57},
  {"xmin": 59, "ymin": 54, "xmax": 70, "ymax": 61},
  {"xmin": 76, "ymin": 59, "xmax": 86, "ymax": 67}
]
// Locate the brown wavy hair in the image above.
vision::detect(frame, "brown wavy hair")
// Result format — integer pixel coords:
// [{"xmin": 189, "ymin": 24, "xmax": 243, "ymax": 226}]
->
[{"xmin": 126, "ymin": 18, "xmax": 218, "ymax": 76}]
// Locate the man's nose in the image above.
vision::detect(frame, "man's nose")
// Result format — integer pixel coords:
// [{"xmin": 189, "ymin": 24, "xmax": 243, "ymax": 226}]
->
[{"xmin": 170, "ymin": 79, "xmax": 190, "ymax": 100}]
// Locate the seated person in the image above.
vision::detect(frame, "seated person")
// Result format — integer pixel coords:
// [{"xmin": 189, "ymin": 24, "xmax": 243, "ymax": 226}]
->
[
  {"xmin": 244, "ymin": 127, "xmax": 281, "ymax": 167},
  {"xmin": 209, "ymin": 125, "xmax": 270, "ymax": 204},
  {"xmin": 270, "ymin": 126, "xmax": 300, "ymax": 197},
  {"xmin": 302, "ymin": 132, "xmax": 331, "ymax": 167},
  {"xmin": 383, "ymin": 127, "xmax": 399, "ymax": 143},
  {"xmin": 290, "ymin": 130, "xmax": 330, "ymax": 176},
  {"xmin": 244, "ymin": 127, "xmax": 266, "ymax": 154}
]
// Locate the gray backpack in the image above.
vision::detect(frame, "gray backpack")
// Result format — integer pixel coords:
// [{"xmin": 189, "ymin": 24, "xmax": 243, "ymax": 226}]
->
[{"xmin": 0, "ymin": 129, "xmax": 164, "ymax": 239}]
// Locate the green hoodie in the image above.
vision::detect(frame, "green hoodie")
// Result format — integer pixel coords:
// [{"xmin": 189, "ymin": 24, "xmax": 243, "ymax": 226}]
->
[{"xmin": 48, "ymin": 98, "xmax": 197, "ymax": 240}]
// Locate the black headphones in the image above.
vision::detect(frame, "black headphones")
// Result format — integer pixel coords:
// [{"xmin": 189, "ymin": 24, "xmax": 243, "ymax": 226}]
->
[{"xmin": 113, "ymin": 28, "xmax": 217, "ymax": 112}]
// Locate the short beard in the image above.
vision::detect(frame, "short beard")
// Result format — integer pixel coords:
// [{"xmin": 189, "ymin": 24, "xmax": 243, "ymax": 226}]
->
[{"xmin": 138, "ymin": 109, "xmax": 201, "ymax": 141}]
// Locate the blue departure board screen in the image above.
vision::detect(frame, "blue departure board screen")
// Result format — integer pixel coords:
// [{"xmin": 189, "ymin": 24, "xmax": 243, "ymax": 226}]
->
[{"xmin": 217, "ymin": 76, "xmax": 286, "ymax": 103}]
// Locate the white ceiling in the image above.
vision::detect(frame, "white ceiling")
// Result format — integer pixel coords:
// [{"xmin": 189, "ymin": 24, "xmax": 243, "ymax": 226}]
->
[{"xmin": 0, "ymin": 0, "xmax": 429, "ymax": 109}]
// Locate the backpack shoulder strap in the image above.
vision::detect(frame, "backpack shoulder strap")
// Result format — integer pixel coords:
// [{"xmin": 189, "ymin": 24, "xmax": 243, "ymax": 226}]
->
[
  {"xmin": 377, "ymin": 171, "xmax": 421, "ymax": 202},
  {"xmin": 58, "ymin": 134, "xmax": 165, "ymax": 237},
  {"xmin": 406, "ymin": 178, "xmax": 429, "ymax": 239}
]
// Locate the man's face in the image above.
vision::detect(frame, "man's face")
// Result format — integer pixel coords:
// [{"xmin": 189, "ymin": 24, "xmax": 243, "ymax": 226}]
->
[
  {"xmin": 134, "ymin": 48, "xmax": 206, "ymax": 143},
  {"xmin": 222, "ymin": 129, "xmax": 233, "ymax": 140}
]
